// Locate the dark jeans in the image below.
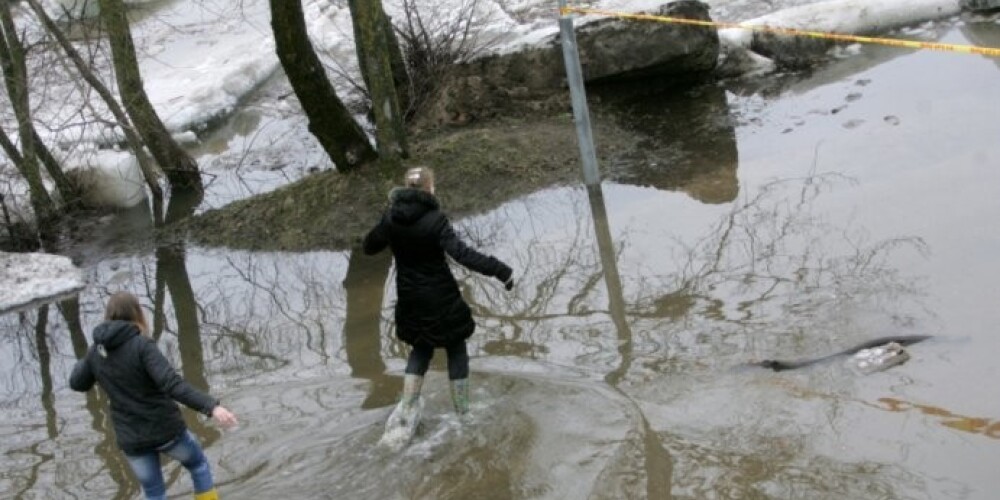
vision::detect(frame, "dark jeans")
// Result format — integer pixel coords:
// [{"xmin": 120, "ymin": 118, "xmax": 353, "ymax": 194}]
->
[{"xmin": 405, "ymin": 341, "xmax": 469, "ymax": 380}]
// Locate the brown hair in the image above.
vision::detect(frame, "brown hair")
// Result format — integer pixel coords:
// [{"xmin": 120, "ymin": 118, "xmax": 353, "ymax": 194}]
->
[
  {"xmin": 104, "ymin": 291, "xmax": 148, "ymax": 333},
  {"xmin": 404, "ymin": 166, "xmax": 435, "ymax": 192}
]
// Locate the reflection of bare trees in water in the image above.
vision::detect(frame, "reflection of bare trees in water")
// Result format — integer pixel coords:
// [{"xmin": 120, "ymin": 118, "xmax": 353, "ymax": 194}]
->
[
  {"xmin": 195, "ymin": 251, "xmax": 348, "ymax": 374},
  {"xmin": 460, "ymin": 170, "xmax": 928, "ymax": 498},
  {"xmin": 463, "ymin": 184, "xmax": 670, "ymax": 497},
  {"xmin": 0, "ymin": 193, "xmax": 229, "ymax": 498},
  {"xmin": 0, "ymin": 301, "xmax": 138, "ymax": 498},
  {"xmin": 342, "ymin": 248, "xmax": 402, "ymax": 409},
  {"xmin": 460, "ymin": 169, "xmax": 928, "ymax": 379},
  {"xmin": 60, "ymin": 296, "xmax": 139, "ymax": 499},
  {"xmin": 635, "ymin": 171, "xmax": 929, "ymax": 366},
  {"xmin": 0, "ymin": 307, "xmax": 56, "ymax": 497},
  {"xmin": 458, "ymin": 190, "xmax": 613, "ymax": 362}
]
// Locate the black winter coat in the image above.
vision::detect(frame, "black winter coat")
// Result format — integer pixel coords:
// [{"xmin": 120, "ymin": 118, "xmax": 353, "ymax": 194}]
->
[
  {"xmin": 363, "ymin": 188, "xmax": 512, "ymax": 347},
  {"xmin": 69, "ymin": 320, "xmax": 218, "ymax": 454}
]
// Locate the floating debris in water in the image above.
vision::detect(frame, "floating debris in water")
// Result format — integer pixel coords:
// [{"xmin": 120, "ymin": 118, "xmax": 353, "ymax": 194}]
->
[{"xmin": 848, "ymin": 342, "xmax": 911, "ymax": 374}]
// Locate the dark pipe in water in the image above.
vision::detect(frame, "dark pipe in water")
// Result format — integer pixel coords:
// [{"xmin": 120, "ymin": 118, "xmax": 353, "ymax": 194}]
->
[{"xmin": 751, "ymin": 335, "xmax": 933, "ymax": 372}]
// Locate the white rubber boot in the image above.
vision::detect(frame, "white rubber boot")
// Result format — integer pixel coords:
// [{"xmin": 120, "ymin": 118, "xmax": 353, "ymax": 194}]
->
[{"xmin": 379, "ymin": 374, "xmax": 423, "ymax": 449}]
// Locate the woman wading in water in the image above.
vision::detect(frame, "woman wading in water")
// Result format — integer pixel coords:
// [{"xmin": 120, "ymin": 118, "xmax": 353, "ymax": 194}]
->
[
  {"xmin": 364, "ymin": 166, "xmax": 514, "ymax": 434},
  {"xmin": 70, "ymin": 292, "xmax": 237, "ymax": 500}
]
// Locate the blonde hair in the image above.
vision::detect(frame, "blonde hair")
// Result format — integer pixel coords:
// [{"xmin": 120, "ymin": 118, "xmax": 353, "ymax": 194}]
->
[
  {"xmin": 104, "ymin": 292, "xmax": 149, "ymax": 334},
  {"xmin": 404, "ymin": 166, "xmax": 435, "ymax": 192}
]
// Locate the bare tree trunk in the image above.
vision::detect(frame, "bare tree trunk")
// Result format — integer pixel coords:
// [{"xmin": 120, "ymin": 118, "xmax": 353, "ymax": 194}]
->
[
  {"xmin": 26, "ymin": 0, "xmax": 162, "ymax": 214},
  {"xmin": 352, "ymin": 7, "xmax": 411, "ymax": 121},
  {"xmin": 0, "ymin": 191, "xmax": 15, "ymax": 242},
  {"xmin": 0, "ymin": 125, "xmax": 20, "ymax": 164},
  {"xmin": 269, "ymin": 0, "xmax": 376, "ymax": 172},
  {"xmin": 384, "ymin": 15, "xmax": 411, "ymax": 117},
  {"xmin": 348, "ymin": 0, "xmax": 407, "ymax": 171},
  {"xmin": 0, "ymin": 0, "xmax": 56, "ymax": 224},
  {"xmin": 354, "ymin": 15, "xmax": 413, "ymax": 122},
  {"xmin": 98, "ymin": 0, "xmax": 202, "ymax": 192}
]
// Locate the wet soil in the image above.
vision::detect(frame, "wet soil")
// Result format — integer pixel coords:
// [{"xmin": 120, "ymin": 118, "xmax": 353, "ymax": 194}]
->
[{"xmin": 182, "ymin": 113, "xmax": 639, "ymax": 251}]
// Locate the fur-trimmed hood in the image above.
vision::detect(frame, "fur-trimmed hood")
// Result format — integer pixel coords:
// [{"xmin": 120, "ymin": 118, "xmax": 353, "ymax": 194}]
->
[{"xmin": 388, "ymin": 187, "xmax": 440, "ymax": 225}]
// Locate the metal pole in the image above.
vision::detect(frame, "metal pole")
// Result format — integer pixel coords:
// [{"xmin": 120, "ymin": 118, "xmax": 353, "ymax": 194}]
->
[{"xmin": 558, "ymin": 0, "xmax": 600, "ymax": 186}]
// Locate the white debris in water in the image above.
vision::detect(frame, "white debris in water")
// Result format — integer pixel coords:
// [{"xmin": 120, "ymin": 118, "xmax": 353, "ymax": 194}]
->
[
  {"xmin": 847, "ymin": 342, "xmax": 911, "ymax": 374},
  {"xmin": 0, "ymin": 251, "xmax": 86, "ymax": 315}
]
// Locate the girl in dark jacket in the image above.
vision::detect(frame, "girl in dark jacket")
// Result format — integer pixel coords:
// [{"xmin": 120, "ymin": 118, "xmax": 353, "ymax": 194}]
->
[
  {"xmin": 70, "ymin": 292, "xmax": 237, "ymax": 500},
  {"xmin": 364, "ymin": 166, "xmax": 514, "ymax": 424}
]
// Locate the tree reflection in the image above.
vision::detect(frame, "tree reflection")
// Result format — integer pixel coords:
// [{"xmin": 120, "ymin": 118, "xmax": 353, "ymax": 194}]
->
[
  {"xmin": 60, "ymin": 296, "xmax": 137, "ymax": 498},
  {"xmin": 457, "ymin": 166, "xmax": 929, "ymax": 496},
  {"xmin": 4, "ymin": 306, "xmax": 58, "ymax": 497},
  {"xmin": 34, "ymin": 305, "xmax": 56, "ymax": 439},
  {"xmin": 342, "ymin": 247, "xmax": 400, "ymax": 409},
  {"xmin": 636, "ymin": 171, "xmax": 928, "ymax": 365},
  {"xmin": 463, "ymin": 166, "xmax": 928, "ymax": 378},
  {"xmin": 197, "ymin": 250, "xmax": 344, "ymax": 372},
  {"xmin": 461, "ymin": 191, "xmax": 608, "ymax": 358},
  {"xmin": 82, "ymin": 386, "xmax": 139, "ymax": 499},
  {"xmin": 155, "ymin": 192, "xmax": 220, "ymax": 451}
]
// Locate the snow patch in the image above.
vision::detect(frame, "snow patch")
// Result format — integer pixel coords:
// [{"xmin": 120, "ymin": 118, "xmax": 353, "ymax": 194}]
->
[
  {"xmin": 719, "ymin": 0, "xmax": 961, "ymax": 50},
  {"xmin": 0, "ymin": 251, "xmax": 86, "ymax": 315},
  {"xmin": 65, "ymin": 150, "xmax": 148, "ymax": 209}
]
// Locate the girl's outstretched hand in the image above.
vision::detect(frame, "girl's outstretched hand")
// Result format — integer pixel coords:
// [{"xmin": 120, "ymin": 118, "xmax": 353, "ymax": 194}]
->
[
  {"xmin": 211, "ymin": 405, "xmax": 239, "ymax": 428},
  {"xmin": 496, "ymin": 265, "xmax": 514, "ymax": 291}
]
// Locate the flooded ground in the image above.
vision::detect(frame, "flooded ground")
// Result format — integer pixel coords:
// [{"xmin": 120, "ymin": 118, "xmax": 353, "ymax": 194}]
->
[{"xmin": 4, "ymin": 17, "xmax": 1000, "ymax": 500}]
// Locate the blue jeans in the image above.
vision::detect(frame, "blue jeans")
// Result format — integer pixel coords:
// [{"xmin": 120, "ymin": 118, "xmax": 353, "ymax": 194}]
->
[{"xmin": 124, "ymin": 430, "xmax": 214, "ymax": 500}]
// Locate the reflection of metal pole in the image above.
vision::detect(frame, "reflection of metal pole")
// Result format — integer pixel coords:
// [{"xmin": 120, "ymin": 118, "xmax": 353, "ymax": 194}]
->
[
  {"xmin": 586, "ymin": 184, "xmax": 631, "ymax": 385},
  {"xmin": 559, "ymin": 0, "xmax": 600, "ymax": 186},
  {"xmin": 587, "ymin": 185, "xmax": 673, "ymax": 496}
]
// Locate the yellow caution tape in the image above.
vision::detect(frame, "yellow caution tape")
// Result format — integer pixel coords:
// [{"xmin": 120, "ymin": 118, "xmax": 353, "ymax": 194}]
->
[{"xmin": 560, "ymin": 6, "xmax": 1000, "ymax": 58}]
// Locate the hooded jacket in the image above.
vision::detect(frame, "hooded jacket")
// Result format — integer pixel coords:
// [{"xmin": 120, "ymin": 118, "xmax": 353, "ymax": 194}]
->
[
  {"xmin": 69, "ymin": 320, "xmax": 218, "ymax": 454},
  {"xmin": 363, "ymin": 187, "xmax": 512, "ymax": 346}
]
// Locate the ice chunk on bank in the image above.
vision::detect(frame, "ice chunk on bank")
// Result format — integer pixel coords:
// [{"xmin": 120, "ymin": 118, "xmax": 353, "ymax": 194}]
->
[
  {"xmin": 0, "ymin": 251, "xmax": 86, "ymax": 315},
  {"xmin": 65, "ymin": 150, "xmax": 148, "ymax": 209}
]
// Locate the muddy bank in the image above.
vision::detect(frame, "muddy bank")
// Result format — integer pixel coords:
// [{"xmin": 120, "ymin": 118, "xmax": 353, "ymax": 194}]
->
[
  {"xmin": 181, "ymin": 67, "xmax": 746, "ymax": 252},
  {"xmin": 183, "ymin": 115, "xmax": 640, "ymax": 251}
]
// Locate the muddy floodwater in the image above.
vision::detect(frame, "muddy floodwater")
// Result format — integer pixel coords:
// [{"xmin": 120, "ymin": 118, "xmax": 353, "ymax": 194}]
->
[{"xmin": 4, "ymin": 20, "xmax": 1000, "ymax": 500}]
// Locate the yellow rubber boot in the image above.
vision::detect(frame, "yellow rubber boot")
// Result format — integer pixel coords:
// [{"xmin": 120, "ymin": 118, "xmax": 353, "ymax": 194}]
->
[{"xmin": 194, "ymin": 489, "xmax": 219, "ymax": 500}]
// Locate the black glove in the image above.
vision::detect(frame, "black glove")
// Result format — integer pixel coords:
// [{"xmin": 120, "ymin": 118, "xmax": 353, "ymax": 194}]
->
[{"xmin": 497, "ymin": 265, "xmax": 514, "ymax": 291}]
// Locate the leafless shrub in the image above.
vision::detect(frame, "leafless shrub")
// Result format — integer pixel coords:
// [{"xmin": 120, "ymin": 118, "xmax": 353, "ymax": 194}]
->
[{"xmin": 394, "ymin": 0, "xmax": 503, "ymax": 118}]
